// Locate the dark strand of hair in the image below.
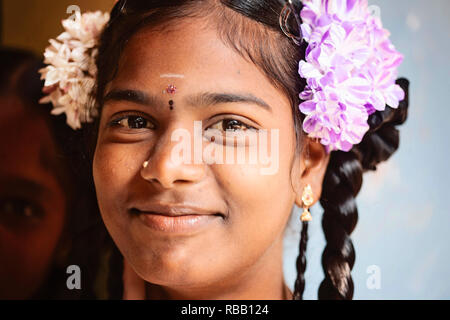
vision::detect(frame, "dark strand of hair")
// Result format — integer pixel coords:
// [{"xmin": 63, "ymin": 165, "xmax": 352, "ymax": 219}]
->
[{"xmin": 293, "ymin": 220, "xmax": 308, "ymax": 300}]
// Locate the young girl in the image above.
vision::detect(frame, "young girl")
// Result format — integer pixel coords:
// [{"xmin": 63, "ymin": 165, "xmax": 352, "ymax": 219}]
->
[
  {"xmin": 40, "ymin": 0, "xmax": 409, "ymax": 299},
  {"xmin": 0, "ymin": 47, "xmax": 90, "ymax": 299}
]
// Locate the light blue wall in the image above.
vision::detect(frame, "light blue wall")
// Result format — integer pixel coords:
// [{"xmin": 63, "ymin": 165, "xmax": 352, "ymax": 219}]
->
[{"xmin": 284, "ymin": 0, "xmax": 450, "ymax": 299}]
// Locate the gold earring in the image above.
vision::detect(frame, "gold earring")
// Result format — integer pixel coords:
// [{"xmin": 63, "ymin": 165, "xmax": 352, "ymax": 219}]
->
[
  {"xmin": 142, "ymin": 161, "xmax": 149, "ymax": 168},
  {"xmin": 300, "ymin": 184, "xmax": 314, "ymax": 222}
]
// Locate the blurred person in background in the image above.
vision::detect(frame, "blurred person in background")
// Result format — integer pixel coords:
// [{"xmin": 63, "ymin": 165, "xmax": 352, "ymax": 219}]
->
[{"xmin": 0, "ymin": 47, "xmax": 95, "ymax": 299}]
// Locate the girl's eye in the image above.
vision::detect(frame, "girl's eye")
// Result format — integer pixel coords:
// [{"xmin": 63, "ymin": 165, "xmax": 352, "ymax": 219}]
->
[
  {"xmin": 0, "ymin": 197, "xmax": 44, "ymax": 230},
  {"xmin": 209, "ymin": 119, "xmax": 255, "ymax": 132},
  {"xmin": 205, "ymin": 118, "xmax": 258, "ymax": 147},
  {"xmin": 110, "ymin": 115, "xmax": 155, "ymax": 130},
  {"xmin": 0, "ymin": 198, "xmax": 42, "ymax": 219}
]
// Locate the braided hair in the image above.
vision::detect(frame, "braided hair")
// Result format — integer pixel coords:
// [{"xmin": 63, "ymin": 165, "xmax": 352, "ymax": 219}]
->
[
  {"xmin": 84, "ymin": 0, "xmax": 410, "ymax": 299},
  {"xmin": 316, "ymin": 79, "xmax": 409, "ymax": 299}
]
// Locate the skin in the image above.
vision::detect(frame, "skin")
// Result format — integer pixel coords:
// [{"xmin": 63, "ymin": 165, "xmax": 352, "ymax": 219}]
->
[
  {"xmin": 0, "ymin": 96, "xmax": 66, "ymax": 299},
  {"xmin": 93, "ymin": 18, "xmax": 329, "ymax": 299}
]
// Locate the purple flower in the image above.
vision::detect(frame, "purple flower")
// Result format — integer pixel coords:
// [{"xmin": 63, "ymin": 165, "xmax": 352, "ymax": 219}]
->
[{"xmin": 298, "ymin": 0, "xmax": 404, "ymax": 152}]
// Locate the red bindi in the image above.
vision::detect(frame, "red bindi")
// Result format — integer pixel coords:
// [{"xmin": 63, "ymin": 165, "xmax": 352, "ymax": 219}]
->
[{"xmin": 166, "ymin": 84, "xmax": 177, "ymax": 94}]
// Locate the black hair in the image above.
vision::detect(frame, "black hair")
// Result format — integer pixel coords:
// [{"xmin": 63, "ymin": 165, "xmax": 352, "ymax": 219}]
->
[
  {"xmin": 86, "ymin": 0, "xmax": 409, "ymax": 300},
  {"xmin": 317, "ymin": 77, "xmax": 408, "ymax": 299}
]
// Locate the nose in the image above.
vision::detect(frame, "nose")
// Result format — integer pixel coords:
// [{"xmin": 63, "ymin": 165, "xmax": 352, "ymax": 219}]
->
[{"xmin": 140, "ymin": 127, "xmax": 206, "ymax": 189}]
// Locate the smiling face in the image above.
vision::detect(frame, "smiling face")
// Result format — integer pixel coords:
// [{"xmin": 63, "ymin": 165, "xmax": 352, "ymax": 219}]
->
[{"xmin": 93, "ymin": 17, "xmax": 325, "ymax": 298}]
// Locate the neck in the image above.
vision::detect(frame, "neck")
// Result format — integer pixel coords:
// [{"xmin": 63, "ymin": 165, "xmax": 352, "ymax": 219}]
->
[{"xmin": 145, "ymin": 233, "xmax": 291, "ymax": 300}]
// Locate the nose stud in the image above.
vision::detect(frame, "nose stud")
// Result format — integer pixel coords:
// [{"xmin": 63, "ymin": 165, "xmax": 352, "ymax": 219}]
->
[{"xmin": 142, "ymin": 161, "xmax": 149, "ymax": 168}]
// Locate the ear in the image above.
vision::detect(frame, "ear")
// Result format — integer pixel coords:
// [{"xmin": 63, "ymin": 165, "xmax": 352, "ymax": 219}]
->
[{"xmin": 292, "ymin": 138, "xmax": 330, "ymax": 208}]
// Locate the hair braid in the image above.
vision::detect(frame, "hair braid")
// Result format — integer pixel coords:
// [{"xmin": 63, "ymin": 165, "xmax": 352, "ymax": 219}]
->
[
  {"xmin": 293, "ymin": 221, "xmax": 309, "ymax": 300},
  {"xmin": 318, "ymin": 150, "xmax": 362, "ymax": 299},
  {"xmin": 317, "ymin": 78, "xmax": 409, "ymax": 299}
]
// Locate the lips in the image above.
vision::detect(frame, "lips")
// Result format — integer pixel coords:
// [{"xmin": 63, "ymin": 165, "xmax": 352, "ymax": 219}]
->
[
  {"xmin": 129, "ymin": 203, "xmax": 224, "ymax": 233},
  {"xmin": 129, "ymin": 203, "xmax": 223, "ymax": 217}
]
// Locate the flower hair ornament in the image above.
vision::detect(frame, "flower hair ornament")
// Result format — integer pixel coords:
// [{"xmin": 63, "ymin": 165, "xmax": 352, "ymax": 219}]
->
[
  {"xmin": 39, "ymin": 10, "xmax": 109, "ymax": 129},
  {"xmin": 39, "ymin": 0, "xmax": 405, "ymax": 152},
  {"xmin": 292, "ymin": 0, "xmax": 405, "ymax": 152}
]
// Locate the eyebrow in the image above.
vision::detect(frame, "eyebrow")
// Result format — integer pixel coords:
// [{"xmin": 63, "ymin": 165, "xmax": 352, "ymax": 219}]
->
[
  {"xmin": 0, "ymin": 177, "xmax": 49, "ymax": 197},
  {"xmin": 103, "ymin": 89, "xmax": 272, "ymax": 112},
  {"xmin": 104, "ymin": 89, "xmax": 160, "ymax": 107},
  {"xmin": 185, "ymin": 92, "xmax": 272, "ymax": 112}
]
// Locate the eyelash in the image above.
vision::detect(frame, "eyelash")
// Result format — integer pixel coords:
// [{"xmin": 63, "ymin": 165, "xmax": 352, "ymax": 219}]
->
[
  {"xmin": 108, "ymin": 112, "xmax": 257, "ymax": 133},
  {"xmin": 108, "ymin": 111, "xmax": 156, "ymax": 130},
  {"xmin": 0, "ymin": 197, "xmax": 45, "ymax": 230},
  {"xmin": 207, "ymin": 118, "xmax": 256, "ymax": 132}
]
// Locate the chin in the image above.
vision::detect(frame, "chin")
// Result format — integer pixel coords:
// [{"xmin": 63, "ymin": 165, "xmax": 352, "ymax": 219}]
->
[{"xmin": 131, "ymin": 252, "xmax": 212, "ymax": 287}]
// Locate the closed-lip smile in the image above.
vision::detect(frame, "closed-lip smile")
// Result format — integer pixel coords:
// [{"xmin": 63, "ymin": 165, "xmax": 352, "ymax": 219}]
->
[
  {"xmin": 130, "ymin": 202, "xmax": 223, "ymax": 217},
  {"xmin": 129, "ymin": 203, "xmax": 224, "ymax": 233}
]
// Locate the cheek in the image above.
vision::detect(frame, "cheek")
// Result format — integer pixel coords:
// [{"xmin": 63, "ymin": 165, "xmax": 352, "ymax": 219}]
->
[
  {"xmin": 0, "ymin": 196, "xmax": 65, "ymax": 299},
  {"xmin": 211, "ymin": 136, "xmax": 296, "ymax": 247},
  {"xmin": 0, "ymin": 230, "xmax": 56, "ymax": 298},
  {"xmin": 215, "ymin": 165, "xmax": 294, "ymax": 231},
  {"xmin": 93, "ymin": 141, "xmax": 145, "ymax": 193},
  {"xmin": 93, "ymin": 143, "xmax": 144, "ymax": 221}
]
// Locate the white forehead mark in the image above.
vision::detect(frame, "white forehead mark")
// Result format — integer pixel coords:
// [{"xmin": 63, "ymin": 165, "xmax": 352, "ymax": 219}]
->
[{"xmin": 160, "ymin": 73, "xmax": 185, "ymax": 78}]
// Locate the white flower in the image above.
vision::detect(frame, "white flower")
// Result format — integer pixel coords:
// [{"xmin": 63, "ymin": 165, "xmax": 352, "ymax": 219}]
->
[{"xmin": 39, "ymin": 11, "xmax": 109, "ymax": 130}]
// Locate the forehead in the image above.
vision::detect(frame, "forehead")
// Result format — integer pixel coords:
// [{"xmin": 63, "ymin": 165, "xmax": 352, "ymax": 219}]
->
[
  {"xmin": 111, "ymin": 18, "xmax": 287, "ymax": 105},
  {"xmin": 0, "ymin": 97, "xmax": 56, "ymax": 173}
]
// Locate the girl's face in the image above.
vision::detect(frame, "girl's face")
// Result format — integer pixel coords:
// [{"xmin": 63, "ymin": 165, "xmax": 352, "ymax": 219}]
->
[
  {"xmin": 93, "ymin": 19, "xmax": 327, "ymax": 296},
  {"xmin": 0, "ymin": 96, "xmax": 66, "ymax": 299}
]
